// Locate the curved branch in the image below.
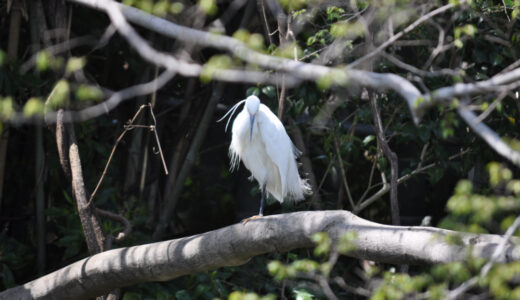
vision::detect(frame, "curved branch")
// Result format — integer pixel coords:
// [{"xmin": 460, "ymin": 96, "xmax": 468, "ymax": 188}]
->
[
  {"xmin": 54, "ymin": 0, "xmax": 520, "ymax": 167},
  {"xmin": 417, "ymin": 68, "xmax": 520, "ymax": 118},
  {"xmin": 2, "ymin": 210, "xmax": 520, "ymax": 300},
  {"xmin": 458, "ymin": 107, "xmax": 520, "ymax": 166},
  {"xmin": 66, "ymin": 0, "xmax": 423, "ymax": 121}
]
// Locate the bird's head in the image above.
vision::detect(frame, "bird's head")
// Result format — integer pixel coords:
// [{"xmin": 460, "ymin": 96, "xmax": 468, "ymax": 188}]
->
[{"xmin": 245, "ymin": 96, "xmax": 260, "ymax": 142}]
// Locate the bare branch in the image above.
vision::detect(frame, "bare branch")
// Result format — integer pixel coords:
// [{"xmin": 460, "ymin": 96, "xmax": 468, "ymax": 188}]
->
[
  {"xmin": 88, "ymin": 104, "xmax": 150, "ymax": 207},
  {"xmin": 381, "ymin": 52, "xmax": 462, "ymax": 77},
  {"xmin": 354, "ymin": 149, "xmax": 470, "ymax": 214},
  {"xmin": 457, "ymin": 106, "xmax": 520, "ymax": 167},
  {"xmin": 333, "ymin": 132, "xmax": 355, "ymax": 209},
  {"xmin": 96, "ymin": 208, "xmax": 132, "ymax": 243},
  {"xmin": 416, "ymin": 67, "xmax": 520, "ymax": 119},
  {"xmin": 348, "ymin": 3, "xmax": 456, "ymax": 68}
]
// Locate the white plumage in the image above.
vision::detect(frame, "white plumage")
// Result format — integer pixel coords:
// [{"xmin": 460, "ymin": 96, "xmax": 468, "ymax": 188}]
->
[{"xmin": 219, "ymin": 95, "xmax": 311, "ymax": 220}]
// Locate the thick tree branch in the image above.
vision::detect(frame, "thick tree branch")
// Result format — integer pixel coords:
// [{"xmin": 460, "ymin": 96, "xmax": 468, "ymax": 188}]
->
[{"xmin": 2, "ymin": 210, "xmax": 520, "ymax": 300}]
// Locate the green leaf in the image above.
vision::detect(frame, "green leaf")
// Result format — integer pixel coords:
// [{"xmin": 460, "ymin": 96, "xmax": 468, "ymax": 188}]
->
[
  {"xmin": 37, "ymin": 51, "xmax": 52, "ymax": 71},
  {"xmin": 122, "ymin": 292, "xmax": 142, "ymax": 300},
  {"xmin": 23, "ymin": 98, "xmax": 45, "ymax": 116},
  {"xmin": 293, "ymin": 289, "xmax": 314, "ymax": 300},
  {"xmin": 76, "ymin": 85, "xmax": 103, "ymax": 101},
  {"xmin": 198, "ymin": 0, "xmax": 217, "ymax": 15},
  {"xmin": 137, "ymin": 0, "xmax": 153, "ymax": 13},
  {"xmin": 0, "ymin": 97, "xmax": 14, "ymax": 119},
  {"xmin": 338, "ymin": 231, "xmax": 357, "ymax": 254},
  {"xmin": 246, "ymin": 87, "xmax": 260, "ymax": 97},
  {"xmin": 200, "ymin": 55, "xmax": 232, "ymax": 83},
  {"xmin": 175, "ymin": 290, "xmax": 191, "ymax": 300},
  {"xmin": 169, "ymin": 2, "xmax": 184, "ymax": 14},
  {"xmin": 512, "ymin": 8, "xmax": 519, "ymax": 19},
  {"xmin": 49, "ymin": 80, "xmax": 70, "ymax": 109},
  {"xmin": 312, "ymin": 232, "xmax": 331, "ymax": 256},
  {"xmin": 152, "ymin": 0, "xmax": 170, "ymax": 16},
  {"xmin": 65, "ymin": 57, "xmax": 86, "ymax": 74},
  {"xmin": 362, "ymin": 135, "xmax": 375, "ymax": 145},
  {"xmin": 0, "ymin": 50, "xmax": 6, "ymax": 67},
  {"xmin": 261, "ymin": 86, "xmax": 276, "ymax": 99}
]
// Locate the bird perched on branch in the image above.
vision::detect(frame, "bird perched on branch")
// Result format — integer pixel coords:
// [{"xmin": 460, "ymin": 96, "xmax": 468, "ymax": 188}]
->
[{"xmin": 218, "ymin": 95, "xmax": 311, "ymax": 223}]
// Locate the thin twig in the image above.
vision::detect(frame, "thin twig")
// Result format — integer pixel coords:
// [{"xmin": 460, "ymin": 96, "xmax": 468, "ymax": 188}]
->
[
  {"xmin": 333, "ymin": 133, "xmax": 355, "ymax": 209},
  {"xmin": 355, "ymin": 149, "xmax": 470, "ymax": 213},
  {"xmin": 382, "ymin": 52, "xmax": 462, "ymax": 77},
  {"xmin": 471, "ymin": 92, "xmax": 507, "ymax": 126},
  {"xmin": 308, "ymin": 159, "xmax": 334, "ymax": 208},
  {"xmin": 96, "ymin": 207, "xmax": 131, "ymax": 242},
  {"xmin": 87, "ymin": 104, "xmax": 167, "ymax": 207},
  {"xmin": 501, "ymin": 0, "xmax": 511, "ymax": 22},
  {"xmin": 333, "ymin": 277, "xmax": 371, "ymax": 297},
  {"xmin": 349, "ymin": 3, "xmax": 456, "ymax": 68},
  {"xmin": 358, "ymin": 159, "xmax": 377, "ymax": 203},
  {"xmin": 148, "ymin": 105, "xmax": 169, "ymax": 175}
]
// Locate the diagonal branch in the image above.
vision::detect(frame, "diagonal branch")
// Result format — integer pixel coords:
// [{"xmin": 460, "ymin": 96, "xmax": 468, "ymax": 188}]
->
[{"xmin": 457, "ymin": 107, "xmax": 520, "ymax": 166}]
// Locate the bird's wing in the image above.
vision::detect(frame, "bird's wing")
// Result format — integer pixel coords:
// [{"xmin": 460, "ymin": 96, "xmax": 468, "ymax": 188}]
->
[
  {"xmin": 258, "ymin": 104, "xmax": 292, "ymax": 194},
  {"xmin": 229, "ymin": 109, "xmax": 249, "ymax": 171}
]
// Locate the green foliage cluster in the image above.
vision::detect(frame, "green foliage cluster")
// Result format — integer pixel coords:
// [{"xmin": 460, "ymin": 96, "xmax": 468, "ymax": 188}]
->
[{"xmin": 123, "ymin": 0, "xmax": 185, "ymax": 16}]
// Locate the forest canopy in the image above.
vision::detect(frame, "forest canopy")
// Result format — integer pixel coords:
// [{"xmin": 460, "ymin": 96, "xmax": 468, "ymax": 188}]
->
[{"xmin": 1, "ymin": 0, "xmax": 520, "ymax": 299}]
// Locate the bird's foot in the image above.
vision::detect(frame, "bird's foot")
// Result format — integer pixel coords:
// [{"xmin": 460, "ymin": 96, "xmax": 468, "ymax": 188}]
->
[{"xmin": 241, "ymin": 214, "xmax": 263, "ymax": 225}]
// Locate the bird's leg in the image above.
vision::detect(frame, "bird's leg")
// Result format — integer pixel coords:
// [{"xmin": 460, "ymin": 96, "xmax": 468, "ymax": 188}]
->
[
  {"xmin": 258, "ymin": 183, "xmax": 266, "ymax": 216},
  {"xmin": 242, "ymin": 183, "xmax": 266, "ymax": 224}
]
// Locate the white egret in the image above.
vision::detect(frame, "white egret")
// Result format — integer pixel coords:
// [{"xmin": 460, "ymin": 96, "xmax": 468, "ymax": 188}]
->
[{"xmin": 218, "ymin": 95, "xmax": 311, "ymax": 223}]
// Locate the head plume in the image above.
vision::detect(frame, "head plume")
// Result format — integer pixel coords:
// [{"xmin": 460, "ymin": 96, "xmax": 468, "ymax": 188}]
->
[{"xmin": 216, "ymin": 99, "xmax": 247, "ymax": 132}]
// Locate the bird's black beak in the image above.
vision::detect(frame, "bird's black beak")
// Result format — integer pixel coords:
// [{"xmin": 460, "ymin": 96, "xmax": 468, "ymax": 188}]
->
[{"xmin": 249, "ymin": 114, "xmax": 255, "ymax": 142}]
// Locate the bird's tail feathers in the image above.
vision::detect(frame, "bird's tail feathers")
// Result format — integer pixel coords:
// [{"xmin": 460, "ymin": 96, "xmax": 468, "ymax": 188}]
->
[
  {"xmin": 284, "ymin": 176, "xmax": 312, "ymax": 202},
  {"xmin": 216, "ymin": 99, "xmax": 246, "ymax": 132},
  {"xmin": 300, "ymin": 178, "xmax": 313, "ymax": 196},
  {"xmin": 291, "ymin": 143, "xmax": 303, "ymax": 157}
]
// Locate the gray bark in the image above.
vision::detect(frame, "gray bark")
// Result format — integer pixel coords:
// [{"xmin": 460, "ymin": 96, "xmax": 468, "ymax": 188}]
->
[{"xmin": 2, "ymin": 210, "xmax": 519, "ymax": 300}]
